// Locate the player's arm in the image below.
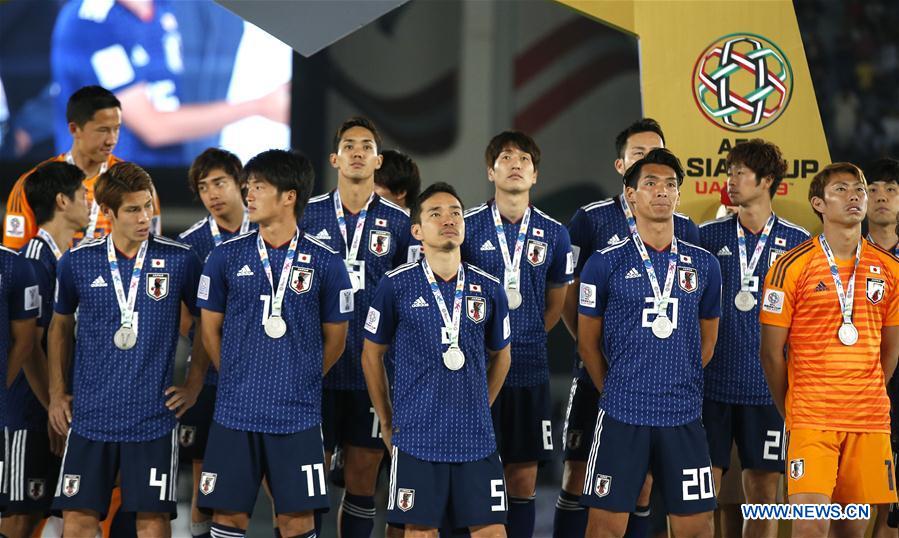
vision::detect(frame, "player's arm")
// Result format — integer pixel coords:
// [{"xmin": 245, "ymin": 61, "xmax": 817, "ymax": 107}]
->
[
  {"xmin": 881, "ymin": 327, "xmax": 899, "ymax": 384},
  {"xmin": 361, "ymin": 339, "xmax": 393, "ymax": 451},
  {"xmin": 577, "ymin": 314, "xmax": 607, "ymax": 392},
  {"xmin": 47, "ymin": 313, "xmax": 75, "ymax": 436},
  {"xmin": 7, "ymin": 318, "xmax": 36, "ymax": 387},
  {"xmin": 199, "ymin": 309, "xmax": 224, "ymax": 371},
  {"xmin": 760, "ymin": 324, "xmax": 789, "ymax": 419},
  {"xmin": 322, "ymin": 321, "xmax": 348, "ymax": 376},
  {"xmin": 561, "ymin": 279, "xmax": 579, "ymax": 339},
  {"xmin": 699, "ymin": 318, "xmax": 719, "ymax": 367},
  {"xmin": 165, "ymin": 313, "xmax": 207, "ymax": 418},
  {"xmin": 23, "ymin": 326, "xmax": 50, "ymax": 410},
  {"xmin": 698, "ymin": 256, "xmax": 722, "ymax": 368},
  {"xmin": 544, "ymin": 285, "xmax": 567, "ymax": 332},
  {"xmin": 486, "ymin": 344, "xmax": 511, "ymax": 406}
]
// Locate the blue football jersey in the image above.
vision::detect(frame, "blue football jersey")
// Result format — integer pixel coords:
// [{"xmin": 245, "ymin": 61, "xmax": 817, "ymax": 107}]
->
[
  {"xmin": 460, "ymin": 203, "xmax": 573, "ymax": 386},
  {"xmin": 699, "ymin": 214, "xmax": 809, "ymax": 405},
  {"xmin": 365, "ymin": 261, "xmax": 511, "ymax": 462},
  {"xmin": 0, "ymin": 246, "xmax": 40, "ymax": 430},
  {"xmin": 567, "ymin": 194, "xmax": 701, "ymax": 380},
  {"xmin": 198, "ymin": 230, "xmax": 354, "ymax": 434},
  {"xmin": 301, "ymin": 192, "xmax": 417, "ymax": 390},
  {"xmin": 54, "ymin": 236, "xmax": 202, "ymax": 441},
  {"xmin": 578, "ymin": 238, "xmax": 722, "ymax": 426},
  {"xmin": 179, "ymin": 216, "xmax": 257, "ymax": 386},
  {"xmin": 51, "ymin": 0, "xmax": 185, "ymax": 165}
]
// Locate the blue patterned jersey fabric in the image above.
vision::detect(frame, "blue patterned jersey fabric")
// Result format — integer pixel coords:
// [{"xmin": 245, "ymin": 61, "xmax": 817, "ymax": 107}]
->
[{"xmin": 0, "ymin": 246, "xmax": 39, "ymax": 430}]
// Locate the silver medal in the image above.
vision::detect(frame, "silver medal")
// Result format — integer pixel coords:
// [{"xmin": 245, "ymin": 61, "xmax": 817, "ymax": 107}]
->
[
  {"xmin": 734, "ymin": 290, "xmax": 756, "ymax": 312},
  {"xmin": 443, "ymin": 346, "xmax": 466, "ymax": 370},
  {"xmin": 264, "ymin": 316, "xmax": 287, "ymax": 339},
  {"xmin": 838, "ymin": 323, "xmax": 858, "ymax": 346},
  {"xmin": 113, "ymin": 325, "xmax": 137, "ymax": 350},
  {"xmin": 651, "ymin": 316, "xmax": 673, "ymax": 339},
  {"xmin": 506, "ymin": 287, "xmax": 522, "ymax": 310}
]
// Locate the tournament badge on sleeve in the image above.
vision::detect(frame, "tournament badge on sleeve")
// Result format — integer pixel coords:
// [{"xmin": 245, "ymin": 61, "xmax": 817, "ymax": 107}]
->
[
  {"xmin": 369, "ymin": 230, "xmax": 391, "ymax": 257},
  {"xmin": 146, "ymin": 273, "xmax": 169, "ymax": 301},
  {"xmin": 677, "ymin": 267, "xmax": 698, "ymax": 293},
  {"xmin": 466, "ymin": 296, "xmax": 486, "ymax": 323},
  {"xmin": 290, "ymin": 267, "xmax": 314, "ymax": 294},
  {"xmin": 526, "ymin": 239, "xmax": 547, "ymax": 266}
]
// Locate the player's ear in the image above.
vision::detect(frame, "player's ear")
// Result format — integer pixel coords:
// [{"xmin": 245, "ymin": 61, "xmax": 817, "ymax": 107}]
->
[
  {"xmin": 614, "ymin": 158, "xmax": 626, "ymax": 176},
  {"xmin": 68, "ymin": 122, "xmax": 80, "ymax": 137},
  {"xmin": 329, "ymin": 153, "xmax": 339, "ymax": 169},
  {"xmin": 411, "ymin": 223, "xmax": 424, "ymax": 241},
  {"xmin": 487, "ymin": 167, "xmax": 496, "ymax": 183},
  {"xmin": 810, "ymin": 196, "xmax": 825, "ymax": 215},
  {"xmin": 374, "ymin": 153, "xmax": 383, "ymax": 170},
  {"xmin": 101, "ymin": 204, "xmax": 116, "ymax": 222}
]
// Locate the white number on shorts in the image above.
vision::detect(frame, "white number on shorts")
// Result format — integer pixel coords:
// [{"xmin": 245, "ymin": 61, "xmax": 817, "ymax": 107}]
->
[
  {"xmin": 681, "ymin": 467, "xmax": 714, "ymax": 501},
  {"xmin": 542, "ymin": 420, "xmax": 553, "ymax": 450},
  {"xmin": 490, "ymin": 479, "xmax": 506, "ymax": 512},
  {"xmin": 260, "ymin": 294, "xmax": 270, "ymax": 325},
  {"xmin": 641, "ymin": 298, "xmax": 679, "ymax": 330},
  {"xmin": 149, "ymin": 468, "xmax": 168, "ymax": 501},
  {"xmin": 763, "ymin": 430, "xmax": 782, "ymax": 461},
  {"xmin": 370, "ymin": 406, "xmax": 382, "ymax": 439},
  {"xmin": 301, "ymin": 463, "xmax": 327, "ymax": 497}
]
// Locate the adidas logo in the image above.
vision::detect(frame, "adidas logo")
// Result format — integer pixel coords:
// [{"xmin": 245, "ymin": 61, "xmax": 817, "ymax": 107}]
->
[
  {"xmin": 607, "ymin": 234, "xmax": 621, "ymax": 245},
  {"xmin": 411, "ymin": 296, "xmax": 429, "ymax": 308},
  {"xmin": 625, "ymin": 268, "xmax": 641, "ymax": 279},
  {"xmin": 316, "ymin": 229, "xmax": 331, "ymax": 240},
  {"xmin": 237, "ymin": 265, "xmax": 254, "ymax": 277},
  {"xmin": 717, "ymin": 246, "xmax": 732, "ymax": 256},
  {"xmin": 815, "ymin": 281, "xmax": 828, "ymax": 292},
  {"xmin": 90, "ymin": 276, "xmax": 107, "ymax": 288},
  {"xmin": 480, "ymin": 240, "xmax": 495, "ymax": 251}
]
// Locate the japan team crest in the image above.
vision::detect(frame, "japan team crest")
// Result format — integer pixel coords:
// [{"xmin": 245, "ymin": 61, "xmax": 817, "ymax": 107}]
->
[
  {"xmin": 526, "ymin": 239, "xmax": 547, "ymax": 266},
  {"xmin": 397, "ymin": 488, "xmax": 415, "ymax": 511},
  {"xmin": 466, "ymin": 296, "xmax": 486, "ymax": 323},
  {"xmin": 678, "ymin": 267, "xmax": 698, "ymax": 293},
  {"xmin": 789, "ymin": 459, "xmax": 804, "ymax": 480},
  {"xmin": 200, "ymin": 472, "xmax": 217, "ymax": 495},
  {"xmin": 867, "ymin": 277, "xmax": 885, "ymax": 305},
  {"xmin": 290, "ymin": 267, "xmax": 314, "ymax": 294},
  {"xmin": 27, "ymin": 478, "xmax": 45, "ymax": 500},
  {"xmin": 369, "ymin": 230, "xmax": 391, "ymax": 257},
  {"xmin": 63, "ymin": 474, "xmax": 80, "ymax": 497},
  {"xmin": 179, "ymin": 425, "xmax": 196, "ymax": 447},
  {"xmin": 146, "ymin": 273, "xmax": 169, "ymax": 301},
  {"xmin": 594, "ymin": 474, "xmax": 612, "ymax": 497}
]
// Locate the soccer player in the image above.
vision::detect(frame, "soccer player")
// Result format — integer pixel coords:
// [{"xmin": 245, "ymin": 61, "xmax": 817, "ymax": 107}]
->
[
  {"xmin": 2, "ymin": 161, "xmax": 90, "ymax": 536},
  {"xmin": 196, "ymin": 149, "xmax": 352, "ymax": 538},
  {"xmin": 555, "ymin": 118, "xmax": 700, "ymax": 537},
  {"xmin": 176, "ymin": 147, "xmax": 253, "ymax": 538},
  {"xmin": 761, "ymin": 162, "xmax": 899, "ymax": 538},
  {"xmin": 48, "ymin": 162, "xmax": 201, "ymax": 537},
  {"xmin": 374, "ymin": 149, "xmax": 422, "ymax": 211},
  {"xmin": 362, "ymin": 182, "xmax": 511, "ymax": 534},
  {"xmin": 301, "ymin": 117, "xmax": 415, "ymax": 537},
  {"xmin": 698, "ymin": 139, "xmax": 809, "ymax": 538},
  {"xmin": 3, "ymin": 85, "xmax": 161, "ymax": 249},
  {"xmin": 578, "ymin": 148, "xmax": 721, "ymax": 538},
  {"xmin": 461, "ymin": 131, "xmax": 573, "ymax": 537}
]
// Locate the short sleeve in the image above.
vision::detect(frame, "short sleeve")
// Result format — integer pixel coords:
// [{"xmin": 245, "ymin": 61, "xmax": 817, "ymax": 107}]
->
[
  {"xmin": 23, "ymin": 256, "xmax": 54, "ymax": 327},
  {"xmin": 10, "ymin": 255, "xmax": 39, "ymax": 320},
  {"xmin": 393, "ymin": 226, "xmax": 415, "ymax": 268},
  {"xmin": 567, "ymin": 208, "xmax": 592, "ymax": 277},
  {"xmin": 363, "ymin": 275, "xmax": 396, "ymax": 345},
  {"xmin": 54, "ymin": 251, "xmax": 79, "ymax": 315},
  {"xmin": 883, "ymin": 260, "xmax": 899, "ymax": 327},
  {"xmin": 321, "ymin": 254, "xmax": 354, "ymax": 323},
  {"xmin": 486, "ymin": 282, "xmax": 510, "ymax": 351},
  {"xmin": 548, "ymin": 227, "xmax": 574, "ymax": 284},
  {"xmin": 578, "ymin": 251, "xmax": 609, "ymax": 318},
  {"xmin": 683, "ymin": 218, "xmax": 701, "ymax": 244},
  {"xmin": 180, "ymin": 250, "xmax": 203, "ymax": 316},
  {"xmin": 699, "ymin": 255, "xmax": 722, "ymax": 319},
  {"xmin": 759, "ymin": 255, "xmax": 797, "ymax": 328},
  {"xmin": 197, "ymin": 247, "xmax": 227, "ymax": 313}
]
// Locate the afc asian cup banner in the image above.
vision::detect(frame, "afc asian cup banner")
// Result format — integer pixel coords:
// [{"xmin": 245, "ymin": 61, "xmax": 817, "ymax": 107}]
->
[{"xmin": 559, "ymin": 0, "xmax": 829, "ymax": 233}]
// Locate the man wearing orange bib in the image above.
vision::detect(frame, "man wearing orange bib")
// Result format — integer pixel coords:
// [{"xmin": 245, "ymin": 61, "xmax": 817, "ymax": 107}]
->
[{"xmin": 760, "ymin": 162, "xmax": 899, "ymax": 537}]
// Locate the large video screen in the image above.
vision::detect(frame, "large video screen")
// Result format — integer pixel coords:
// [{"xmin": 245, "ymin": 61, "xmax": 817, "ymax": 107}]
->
[{"xmin": 0, "ymin": 0, "xmax": 291, "ymax": 166}]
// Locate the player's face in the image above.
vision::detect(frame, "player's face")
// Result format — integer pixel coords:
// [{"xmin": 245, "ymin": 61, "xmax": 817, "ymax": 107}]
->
[
  {"xmin": 330, "ymin": 126, "xmax": 383, "ymax": 182},
  {"xmin": 866, "ymin": 181, "xmax": 899, "ymax": 227},
  {"xmin": 374, "ymin": 183, "xmax": 406, "ymax": 208},
  {"xmin": 70, "ymin": 107, "xmax": 121, "ymax": 163},
  {"xmin": 246, "ymin": 175, "xmax": 295, "ymax": 226},
  {"xmin": 197, "ymin": 168, "xmax": 244, "ymax": 221},
  {"xmin": 412, "ymin": 192, "xmax": 465, "ymax": 251},
  {"xmin": 625, "ymin": 163, "xmax": 680, "ymax": 223},
  {"xmin": 106, "ymin": 190, "xmax": 153, "ymax": 243},
  {"xmin": 727, "ymin": 162, "xmax": 772, "ymax": 206},
  {"xmin": 812, "ymin": 173, "xmax": 867, "ymax": 225},
  {"xmin": 65, "ymin": 184, "xmax": 91, "ymax": 229},
  {"xmin": 615, "ymin": 131, "xmax": 664, "ymax": 176},
  {"xmin": 488, "ymin": 144, "xmax": 537, "ymax": 194}
]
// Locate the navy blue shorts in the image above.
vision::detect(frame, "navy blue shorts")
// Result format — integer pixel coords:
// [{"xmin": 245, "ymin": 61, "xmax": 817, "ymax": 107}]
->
[
  {"xmin": 198, "ymin": 422, "xmax": 329, "ymax": 516},
  {"xmin": 562, "ymin": 376, "xmax": 599, "ymax": 461},
  {"xmin": 702, "ymin": 399, "xmax": 785, "ymax": 473},
  {"xmin": 52, "ymin": 428, "xmax": 179, "ymax": 519},
  {"xmin": 581, "ymin": 409, "xmax": 717, "ymax": 515},
  {"xmin": 386, "ymin": 448, "xmax": 506, "ymax": 528},
  {"xmin": 178, "ymin": 384, "xmax": 216, "ymax": 462},
  {"xmin": 492, "ymin": 382, "xmax": 553, "ymax": 463},
  {"xmin": 322, "ymin": 388, "xmax": 384, "ymax": 451},
  {"xmin": 3, "ymin": 429, "xmax": 60, "ymax": 515},
  {"xmin": 0, "ymin": 428, "xmax": 9, "ymax": 511}
]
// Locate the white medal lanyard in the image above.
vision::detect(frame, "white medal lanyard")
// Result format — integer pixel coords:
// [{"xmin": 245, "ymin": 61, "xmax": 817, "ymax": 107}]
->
[
  {"xmin": 632, "ymin": 231, "xmax": 678, "ymax": 326},
  {"xmin": 334, "ymin": 191, "xmax": 375, "ymax": 264},
  {"xmin": 107, "ymin": 235, "xmax": 148, "ymax": 330},
  {"xmin": 36, "ymin": 228, "xmax": 63, "ymax": 260},
  {"xmin": 736, "ymin": 213, "xmax": 776, "ymax": 291},
  {"xmin": 819, "ymin": 235, "xmax": 861, "ymax": 344},
  {"xmin": 209, "ymin": 208, "xmax": 250, "ymax": 246},
  {"xmin": 422, "ymin": 259, "xmax": 465, "ymax": 350},
  {"xmin": 490, "ymin": 202, "xmax": 530, "ymax": 289},
  {"xmin": 68, "ymin": 152, "xmax": 108, "ymax": 239},
  {"xmin": 619, "ymin": 194, "xmax": 638, "ymax": 236},
  {"xmin": 256, "ymin": 229, "xmax": 300, "ymax": 321}
]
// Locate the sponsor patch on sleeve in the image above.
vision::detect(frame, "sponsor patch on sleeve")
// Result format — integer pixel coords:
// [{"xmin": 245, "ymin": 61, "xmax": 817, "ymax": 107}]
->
[
  {"xmin": 566, "ymin": 251, "xmax": 575, "ymax": 275},
  {"xmin": 339, "ymin": 288, "xmax": 354, "ymax": 313},
  {"xmin": 571, "ymin": 245, "xmax": 581, "ymax": 267},
  {"xmin": 197, "ymin": 275, "xmax": 210, "ymax": 301},
  {"xmin": 24, "ymin": 285, "xmax": 40, "ymax": 311},
  {"xmin": 503, "ymin": 314, "xmax": 511, "ymax": 339},
  {"xmin": 579, "ymin": 283, "xmax": 596, "ymax": 308},
  {"xmin": 761, "ymin": 289, "xmax": 784, "ymax": 314},
  {"xmin": 364, "ymin": 307, "xmax": 381, "ymax": 334}
]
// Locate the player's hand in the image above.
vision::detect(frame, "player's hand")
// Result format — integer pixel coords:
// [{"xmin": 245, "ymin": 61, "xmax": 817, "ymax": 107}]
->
[
  {"xmin": 48, "ymin": 425, "xmax": 66, "ymax": 457},
  {"xmin": 164, "ymin": 383, "xmax": 201, "ymax": 418},
  {"xmin": 48, "ymin": 393, "xmax": 72, "ymax": 436},
  {"xmin": 256, "ymin": 83, "xmax": 290, "ymax": 124},
  {"xmin": 380, "ymin": 424, "xmax": 393, "ymax": 453}
]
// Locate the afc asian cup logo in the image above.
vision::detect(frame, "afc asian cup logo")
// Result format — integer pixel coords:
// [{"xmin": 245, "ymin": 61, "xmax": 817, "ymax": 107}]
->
[{"xmin": 692, "ymin": 33, "xmax": 793, "ymax": 132}]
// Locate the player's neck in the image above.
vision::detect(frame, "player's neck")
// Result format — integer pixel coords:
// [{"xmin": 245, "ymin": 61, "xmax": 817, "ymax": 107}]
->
[
  {"xmin": 39, "ymin": 219, "xmax": 76, "ymax": 254},
  {"xmin": 214, "ymin": 204, "xmax": 246, "ymax": 232},
  {"xmin": 493, "ymin": 190, "xmax": 530, "ymax": 222},
  {"xmin": 110, "ymin": 230, "xmax": 144, "ymax": 257},
  {"xmin": 259, "ymin": 215, "xmax": 298, "ymax": 247},
  {"xmin": 821, "ymin": 220, "xmax": 861, "ymax": 259},
  {"xmin": 68, "ymin": 146, "xmax": 105, "ymax": 178},
  {"xmin": 867, "ymin": 222, "xmax": 898, "ymax": 251},
  {"xmin": 635, "ymin": 218, "xmax": 674, "ymax": 251},
  {"xmin": 337, "ymin": 176, "xmax": 375, "ymax": 214},
  {"xmin": 737, "ymin": 199, "xmax": 774, "ymax": 233},
  {"xmin": 425, "ymin": 249, "xmax": 462, "ymax": 281}
]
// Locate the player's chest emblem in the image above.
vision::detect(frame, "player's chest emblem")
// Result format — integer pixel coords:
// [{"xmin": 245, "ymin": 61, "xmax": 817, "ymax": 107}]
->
[
  {"xmin": 63, "ymin": 474, "xmax": 80, "ymax": 497},
  {"xmin": 369, "ymin": 230, "xmax": 392, "ymax": 257},
  {"xmin": 179, "ymin": 425, "xmax": 197, "ymax": 447},
  {"xmin": 290, "ymin": 267, "xmax": 314, "ymax": 294},
  {"xmin": 768, "ymin": 249, "xmax": 785, "ymax": 267},
  {"xmin": 789, "ymin": 458, "xmax": 804, "ymax": 480},
  {"xmin": 146, "ymin": 273, "xmax": 169, "ymax": 301},
  {"xmin": 466, "ymin": 296, "xmax": 486, "ymax": 323},
  {"xmin": 397, "ymin": 488, "xmax": 415, "ymax": 511},
  {"xmin": 867, "ymin": 277, "xmax": 885, "ymax": 305},
  {"xmin": 526, "ymin": 239, "xmax": 547, "ymax": 266},
  {"xmin": 678, "ymin": 267, "xmax": 698, "ymax": 293},
  {"xmin": 27, "ymin": 478, "xmax": 45, "ymax": 500},
  {"xmin": 595, "ymin": 474, "xmax": 612, "ymax": 497},
  {"xmin": 200, "ymin": 472, "xmax": 217, "ymax": 495}
]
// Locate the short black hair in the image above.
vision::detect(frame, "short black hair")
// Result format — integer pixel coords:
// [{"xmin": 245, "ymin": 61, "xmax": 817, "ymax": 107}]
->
[
  {"xmin": 865, "ymin": 158, "xmax": 899, "ymax": 185},
  {"xmin": 622, "ymin": 148, "xmax": 685, "ymax": 190},
  {"xmin": 375, "ymin": 149, "xmax": 421, "ymax": 204},
  {"xmin": 66, "ymin": 85, "xmax": 121, "ymax": 127},
  {"xmin": 412, "ymin": 182, "xmax": 464, "ymax": 225},
  {"xmin": 484, "ymin": 130, "xmax": 542, "ymax": 171},
  {"xmin": 332, "ymin": 116, "xmax": 383, "ymax": 154},
  {"xmin": 188, "ymin": 147, "xmax": 243, "ymax": 194},
  {"xmin": 725, "ymin": 139, "xmax": 788, "ymax": 198},
  {"xmin": 243, "ymin": 149, "xmax": 315, "ymax": 220},
  {"xmin": 614, "ymin": 118, "xmax": 665, "ymax": 159},
  {"xmin": 25, "ymin": 161, "xmax": 86, "ymax": 226}
]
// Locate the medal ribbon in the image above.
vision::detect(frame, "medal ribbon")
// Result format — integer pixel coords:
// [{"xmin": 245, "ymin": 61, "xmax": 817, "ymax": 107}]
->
[
  {"xmin": 37, "ymin": 228, "xmax": 63, "ymax": 260},
  {"xmin": 209, "ymin": 208, "xmax": 250, "ymax": 246},
  {"xmin": 106, "ymin": 235, "xmax": 148, "ymax": 327},
  {"xmin": 819, "ymin": 234, "xmax": 861, "ymax": 326},
  {"xmin": 421, "ymin": 259, "xmax": 465, "ymax": 348},
  {"xmin": 619, "ymin": 193, "xmax": 638, "ymax": 236},
  {"xmin": 631, "ymin": 232, "xmax": 678, "ymax": 319},
  {"xmin": 256, "ymin": 229, "xmax": 299, "ymax": 318},
  {"xmin": 333, "ymin": 190, "xmax": 375, "ymax": 263},
  {"xmin": 490, "ymin": 202, "xmax": 530, "ymax": 288},
  {"xmin": 67, "ymin": 152, "xmax": 109, "ymax": 239},
  {"xmin": 736, "ymin": 213, "xmax": 776, "ymax": 291}
]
